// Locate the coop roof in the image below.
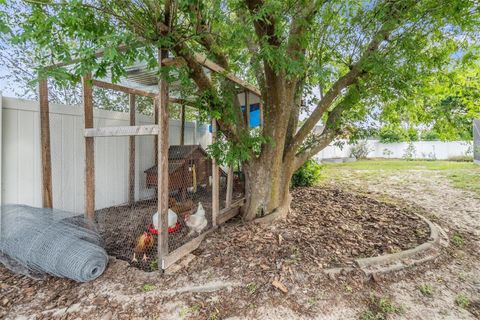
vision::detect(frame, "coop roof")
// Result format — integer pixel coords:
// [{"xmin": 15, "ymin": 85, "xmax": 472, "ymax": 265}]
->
[
  {"xmin": 144, "ymin": 162, "xmax": 184, "ymax": 175},
  {"xmin": 47, "ymin": 48, "xmax": 261, "ymax": 99},
  {"xmin": 168, "ymin": 145, "xmax": 207, "ymax": 160},
  {"xmin": 143, "ymin": 145, "xmax": 208, "ymax": 175}
]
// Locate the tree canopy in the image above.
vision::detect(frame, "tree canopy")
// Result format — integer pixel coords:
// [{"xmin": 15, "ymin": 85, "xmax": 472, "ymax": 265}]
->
[{"xmin": 1, "ymin": 0, "xmax": 479, "ymax": 219}]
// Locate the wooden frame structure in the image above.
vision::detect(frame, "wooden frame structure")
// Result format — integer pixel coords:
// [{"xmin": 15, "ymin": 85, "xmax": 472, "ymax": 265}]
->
[{"xmin": 38, "ymin": 48, "xmax": 261, "ymax": 271}]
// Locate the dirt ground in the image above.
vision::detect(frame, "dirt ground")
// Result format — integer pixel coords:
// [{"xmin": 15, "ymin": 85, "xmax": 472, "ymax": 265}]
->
[{"xmin": 1, "ymin": 162, "xmax": 480, "ymax": 319}]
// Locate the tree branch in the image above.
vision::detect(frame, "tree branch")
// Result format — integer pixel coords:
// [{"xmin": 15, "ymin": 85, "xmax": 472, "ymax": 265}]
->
[
  {"xmin": 293, "ymin": 86, "xmax": 359, "ymax": 170},
  {"xmin": 244, "ymin": 0, "xmax": 281, "ymax": 47}
]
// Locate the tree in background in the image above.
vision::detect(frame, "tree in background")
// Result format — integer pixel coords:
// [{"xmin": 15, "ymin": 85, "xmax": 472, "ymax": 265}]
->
[
  {"xmin": 378, "ymin": 62, "xmax": 480, "ymax": 142},
  {"xmin": 1, "ymin": 0, "xmax": 478, "ymax": 221}
]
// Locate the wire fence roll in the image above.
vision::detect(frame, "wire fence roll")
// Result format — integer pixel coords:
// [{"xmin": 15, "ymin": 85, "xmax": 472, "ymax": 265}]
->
[{"xmin": 0, "ymin": 205, "xmax": 108, "ymax": 282}]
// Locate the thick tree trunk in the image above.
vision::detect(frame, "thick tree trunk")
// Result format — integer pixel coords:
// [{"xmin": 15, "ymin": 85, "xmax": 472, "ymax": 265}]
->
[{"xmin": 242, "ymin": 152, "xmax": 296, "ymax": 222}]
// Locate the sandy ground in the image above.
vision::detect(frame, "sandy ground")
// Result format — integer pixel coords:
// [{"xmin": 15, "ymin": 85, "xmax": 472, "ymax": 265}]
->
[
  {"xmin": 326, "ymin": 169, "xmax": 480, "ymax": 319},
  {"xmin": 1, "ymin": 167, "xmax": 479, "ymax": 319}
]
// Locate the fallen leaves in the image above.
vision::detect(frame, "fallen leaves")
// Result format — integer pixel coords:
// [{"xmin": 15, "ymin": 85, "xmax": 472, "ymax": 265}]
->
[{"xmin": 271, "ymin": 279, "xmax": 288, "ymax": 293}]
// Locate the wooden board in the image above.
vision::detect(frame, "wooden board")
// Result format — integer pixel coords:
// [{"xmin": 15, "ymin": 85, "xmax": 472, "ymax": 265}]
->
[
  {"xmin": 193, "ymin": 53, "xmax": 261, "ymax": 96},
  {"xmin": 157, "ymin": 47, "xmax": 170, "ymax": 267},
  {"xmin": 180, "ymin": 104, "xmax": 185, "ymax": 146},
  {"xmin": 84, "ymin": 125, "xmax": 159, "ymax": 137},
  {"xmin": 128, "ymin": 94, "xmax": 136, "ymax": 205},
  {"xmin": 226, "ymin": 166, "xmax": 234, "ymax": 208},
  {"xmin": 162, "ymin": 231, "xmax": 209, "ymax": 270},
  {"xmin": 82, "ymin": 74, "xmax": 95, "ymax": 221},
  {"xmin": 244, "ymin": 90, "xmax": 250, "ymax": 128},
  {"xmin": 211, "ymin": 119, "xmax": 219, "ymax": 227},
  {"xmin": 92, "ymin": 79, "xmax": 157, "ymax": 98},
  {"xmin": 39, "ymin": 78, "xmax": 53, "ymax": 208}
]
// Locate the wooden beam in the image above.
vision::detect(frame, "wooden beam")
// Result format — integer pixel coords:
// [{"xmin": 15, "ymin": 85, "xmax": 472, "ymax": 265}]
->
[
  {"xmin": 85, "ymin": 125, "xmax": 159, "ymax": 137},
  {"xmin": 128, "ymin": 94, "xmax": 136, "ymax": 205},
  {"xmin": 162, "ymin": 231, "xmax": 209, "ymax": 270},
  {"xmin": 92, "ymin": 79, "xmax": 157, "ymax": 98},
  {"xmin": 244, "ymin": 90, "xmax": 250, "ymax": 129},
  {"xmin": 259, "ymin": 101, "xmax": 264, "ymax": 129},
  {"xmin": 162, "ymin": 57, "xmax": 186, "ymax": 67},
  {"xmin": 193, "ymin": 53, "xmax": 261, "ymax": 96},
  {"xmin": 46, "ymin": 45, "xmax": 261, "ymax": 97},
  {"xmin": 93, "ymin": 80, "xmax": 193, "ymax": 106},
  {"xmin": 225, "ymin": 166, "xmax": 234, "ymax": 208},
  {"xmin": 39, "ymin": 78, "xmax": 53, "ymax": 208},
  {"xmin": 154, "ymin": 98, "xmax": 159, "ymax": 164},
  {"xmin": 180, "ymin": 105, "xmax": 185, "ymax": 145},
  {"xmin": 217, "ymin": 199, "xmax": 244, "ymax": 225},
  {"xmin": 82, "ymin": 74, "xmax": 95, "ymax": 221},
  {"xmin": 211, "ymin": 119, "xmax": 220, "ymax": 227},
  {"xmin": 157, "ymin": 48, "xmax": 170, "ymax": 270}
]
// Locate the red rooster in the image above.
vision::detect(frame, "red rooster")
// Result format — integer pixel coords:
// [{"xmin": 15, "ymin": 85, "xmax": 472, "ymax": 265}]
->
[{"xmin": 132, "ymin": 231, "xmax": 154, "ymax": 262}]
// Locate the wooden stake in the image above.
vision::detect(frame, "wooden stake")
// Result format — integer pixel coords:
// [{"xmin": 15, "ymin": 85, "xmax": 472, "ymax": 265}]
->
[
  {"xmin": 39, "ymin": 78, "xmax": 53, "ymax": 208},
  {"xmin": 157, "ymin": 48, "xmax": 170, "ymax": 270},
  {"xmin": 128, "ymin": 94, "xmax": 136, "ymax": 205},
  {"xmin": 226, "ymin": 166, "xmax": 233, "ymax": 208},
  {"xmin": 259, "ymin": 101, "xmax": 264, "ymax": 129},
  {"xmin": 244, "ymin": 90, "xmax": 250, "ymax": 129},
  {"xmin": 180, "ymin": 104, "xmax": 185, "ymax": 145},
  {"xmin": 211, "ymin": 119, "xmax": 220, "ymax": 226},
  {"xmin": 82, "ymin": 74, "xmax": 95, "ymax": 221},
  {"xmin": 154, "ymin": 98, "xmax": 159, "ymax": 164}
]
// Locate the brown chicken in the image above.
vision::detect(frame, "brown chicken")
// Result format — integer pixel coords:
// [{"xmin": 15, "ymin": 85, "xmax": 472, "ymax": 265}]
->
[
  {"xmin": 169, "ymin": 197, "xmax": 194, "ymax": 215},
  {"xmin": 132, "ymin": 231, "xmax": 154, "ymax": 262}
]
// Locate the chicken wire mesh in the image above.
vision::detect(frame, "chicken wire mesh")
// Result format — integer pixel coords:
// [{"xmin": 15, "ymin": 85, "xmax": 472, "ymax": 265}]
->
[
  {"xmin": 0, "ymin": 205, "xmax": 107, "ymax": 282},
  {"xmin": 92, "ymin": 131, "xmax": 226, "ymax": 271}
]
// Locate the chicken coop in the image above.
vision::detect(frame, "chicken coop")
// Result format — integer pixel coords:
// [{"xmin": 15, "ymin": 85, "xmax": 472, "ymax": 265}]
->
[{"xmin": 36, "ymin": 48, "xmax": 260, "ymax": 272}]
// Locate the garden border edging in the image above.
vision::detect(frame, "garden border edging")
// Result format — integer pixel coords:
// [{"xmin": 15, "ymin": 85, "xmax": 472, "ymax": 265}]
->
[{"xmin": 325, "ymin": 213, "xmax": 448, "ymax": 276}]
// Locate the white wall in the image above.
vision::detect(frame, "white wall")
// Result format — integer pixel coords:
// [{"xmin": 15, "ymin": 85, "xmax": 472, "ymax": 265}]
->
[
  {"xmin": 315, "ymin": 139, "xmax": 473, "ymax": 161},
  {"xmin": 1, "ymin": 96, "xmax": 211, "ymax": 213}
]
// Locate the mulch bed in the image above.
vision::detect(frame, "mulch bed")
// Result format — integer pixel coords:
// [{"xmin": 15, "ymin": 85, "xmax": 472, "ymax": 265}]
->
[
  {"xmin": 176, "ymin": 187, "xmax": 431, "ymax": 319},
  {"xmin": 190, "ymin": 186, "xmax": 430, "ymax": 271},
  {"xmin": 0, "ymin": 187, "xmax": 433, "ymax": 319}
]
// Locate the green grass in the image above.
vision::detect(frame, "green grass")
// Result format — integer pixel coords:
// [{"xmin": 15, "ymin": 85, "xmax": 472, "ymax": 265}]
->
[
  {"xmin": 320, "ymin": 159, "xmax": 480, "ymax": 197},
  {"xmin": 322, "ymin": 159, "xmax": 479, "ymax": 171},
  {"xmin": 455, "ymin": 293, "xmax": 471, "ymax": 309},
  {"xmin": 448, "ymin": 172, "xmax": 480, "ymax": 196}
]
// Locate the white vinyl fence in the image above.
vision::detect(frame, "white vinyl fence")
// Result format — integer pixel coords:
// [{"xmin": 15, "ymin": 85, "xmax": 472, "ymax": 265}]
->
[
  {"xmin": 0, "ymin": 95, "xmax": 211, "ymax": 213},
  {"xmin": 315, "ymin": 139, "xmax": 473, "ymax": 161}
]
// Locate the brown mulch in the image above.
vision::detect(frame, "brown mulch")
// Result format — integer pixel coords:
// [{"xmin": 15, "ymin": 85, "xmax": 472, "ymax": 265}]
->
[
  {"xmin": 178, "ymin": 187, "xmax": 431, "ymax": 319},
  {"xmin": 0, "ymin": 187, "xmax": 433, "ymax": 320},
  {"xmin": 190, "ymin": 187, "xmax": 430, "ymax": 273}
]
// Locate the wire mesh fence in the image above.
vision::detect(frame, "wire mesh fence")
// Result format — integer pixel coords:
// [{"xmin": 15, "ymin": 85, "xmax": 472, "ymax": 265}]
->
[
  {"xmin": 93, "ymin": 134, "xmax": 158, "ymax": 271},
  {"xmin": 91, "ymin": 130, "xmax": 232, "ymax": 271}
]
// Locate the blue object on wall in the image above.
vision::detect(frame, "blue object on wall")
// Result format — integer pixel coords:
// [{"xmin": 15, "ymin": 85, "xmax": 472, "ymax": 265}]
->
[{"xmin": 209, "ymin": 103, "xmax": 262, "ymax": 132}]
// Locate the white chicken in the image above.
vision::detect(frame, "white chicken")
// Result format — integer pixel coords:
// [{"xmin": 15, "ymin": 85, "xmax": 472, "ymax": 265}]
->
[
  {"xmin": 152, "ymin": 209, "xmax": 178, "ymax": 229},
  {"xmin": 185, "ymin": 202, "xmax": 207, "ymax": 236}
]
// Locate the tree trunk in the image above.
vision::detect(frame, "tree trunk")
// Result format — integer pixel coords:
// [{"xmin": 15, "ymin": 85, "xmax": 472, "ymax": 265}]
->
[{"xmin": 242, "ymin": 152, "xmax": 296, "ymax": 222}]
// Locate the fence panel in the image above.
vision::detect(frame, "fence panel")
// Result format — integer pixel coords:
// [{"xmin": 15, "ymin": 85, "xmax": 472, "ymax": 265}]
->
[{"xmin": 1, "ymin": 96, "xmax": 208, "ymax": 212}]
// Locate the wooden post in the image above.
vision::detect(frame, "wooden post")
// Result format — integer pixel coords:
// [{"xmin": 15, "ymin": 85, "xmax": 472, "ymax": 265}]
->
[
  {"xmin": 82, "ymin": 74, "xmax": 95, "ymax": 221},
  {"xmin": 244, "ymin": 90, "xmax": 250, "ymax": 129},
  {"xmin": 154, "ymin": 98, "xmax": 159, "ymax": 164},
  {"xmin": 157, "ymin": 48, "xmax": 170, "ymax": 270},
  {"xmin": 180, "ymin": 104, "xmax": 185, "ymax": 145},
  {"xmin": 259, "ymin": 101, "xmax": 264, "ymax": 129},
  {"xmin": 226, "ymin": 166, "xmax": 233, "ymax": 209},
  {"xmin": 211, "ymin": 119, "xmax": 220, "ymax": 226},
  {"xmin": 128, "ymin": 94, "xmax": 136, "ymax": 205},
  {"xmin": 39, "ymin": 78, "xmax": 53, "ymax": 208}
]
